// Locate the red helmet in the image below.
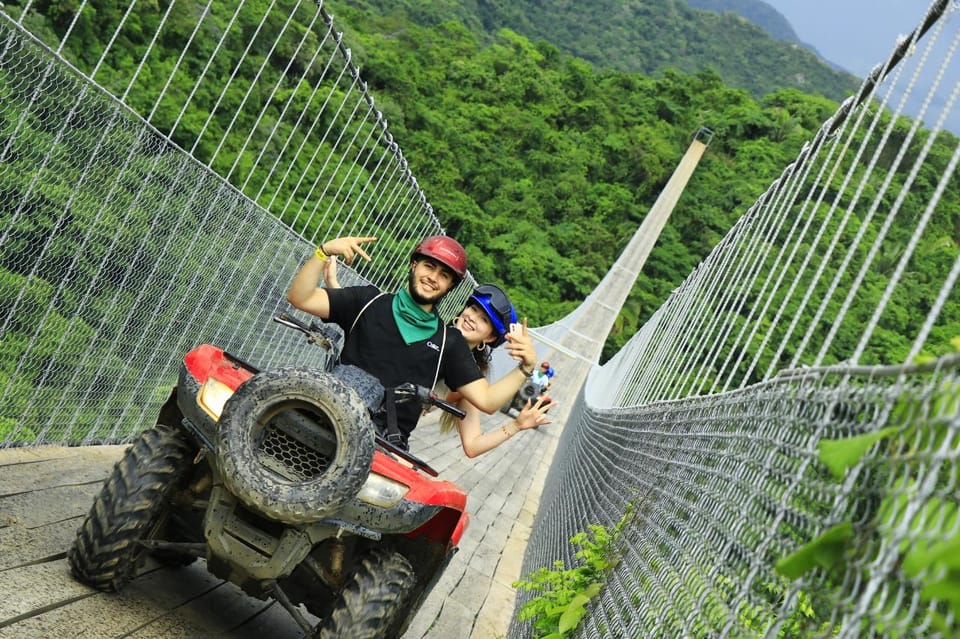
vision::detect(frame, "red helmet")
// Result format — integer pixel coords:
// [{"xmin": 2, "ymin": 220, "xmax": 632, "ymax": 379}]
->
[{"xmin": 412, "ymin": 235, "xmax": 467, "ymax": 280}]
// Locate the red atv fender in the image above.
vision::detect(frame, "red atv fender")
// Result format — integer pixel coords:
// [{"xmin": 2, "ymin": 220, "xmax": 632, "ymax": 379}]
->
[
  {"xmin": 184, "ymin": 343, "xmax": 254, "ymax": 390},
  {"xmin": 372, "ymin": 453, "xmax": 469, "ymax": 546}
]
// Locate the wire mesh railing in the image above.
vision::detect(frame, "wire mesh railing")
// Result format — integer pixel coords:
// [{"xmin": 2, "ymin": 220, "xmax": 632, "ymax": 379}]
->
[
  {"xmin": 4, "ymin": 0, "xmax": 960, "ymax": 636},
  {"xmin": 0, "ymin": 2, "xmax": 471, "ymax": 446},
  {"xmin": 512, "ymin": 1, "xmax": 960, "ymax": 636}
]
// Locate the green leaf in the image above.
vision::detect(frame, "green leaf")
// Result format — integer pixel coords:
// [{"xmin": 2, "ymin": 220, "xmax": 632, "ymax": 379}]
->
[
  {"xmin": 547, "ymin": 603, "xmax": 570, "ymax": 616},
  {"xmin": 904, "ymin": 529, "xmax": 960, "ymax": 577},
  {"xmin": 898, "ymin": 497, "xmax": 959, "ymax": 576},
  {"xmin": 919, "ymin": 568, "xmax": 960, "ymax": 618},
  {"xmin": 926, "ymin": 610, "xmax": 953, "ymax": 634},
  {"xmin": 817, "ymin": 427, "xmax": 899, "ymax": 479},
  {"xmin": 558, "ymin": 597, "xmax": 589, "ymax": 634},
  {"xmin": 582, "ymin": 582, "xmax": 603, "ymax": 598},
  {"xmin": 775, "ymin": 522, "xmax": 854, "ymax": 579},
  {"xmin": 555, "ymin": 584, "xmax": 604, "ymax": 634}
]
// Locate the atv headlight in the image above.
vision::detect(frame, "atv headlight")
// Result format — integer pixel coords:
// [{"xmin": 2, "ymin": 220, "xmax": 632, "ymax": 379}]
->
[
  {"xmin": 197, "ymin": 377, "xmax": 235, "ymax": 420},
  {"xmin": 358, "ymin": 473, "xmax": 409, "ymax": 508}
]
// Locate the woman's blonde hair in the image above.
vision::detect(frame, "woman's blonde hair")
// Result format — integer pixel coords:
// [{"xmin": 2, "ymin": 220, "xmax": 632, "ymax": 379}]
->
[
  {"xmin": 439, "ymin": 407, "xmax": 459, "ymax": 434},
  {"xmin": 438, "ymin": 340, "xmax": 491, "ymax": 434}
]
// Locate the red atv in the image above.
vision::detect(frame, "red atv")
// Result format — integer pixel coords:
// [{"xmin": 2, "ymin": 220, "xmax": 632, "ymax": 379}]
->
[{"xmin": 68, "ymin": 313, "xmax": 469, "ymax": 638}]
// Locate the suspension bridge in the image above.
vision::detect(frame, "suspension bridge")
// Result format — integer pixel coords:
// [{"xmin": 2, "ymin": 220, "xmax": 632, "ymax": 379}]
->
[{"xmin": 3, "ymin": 0, "xmax": 960, "ymax": 637}]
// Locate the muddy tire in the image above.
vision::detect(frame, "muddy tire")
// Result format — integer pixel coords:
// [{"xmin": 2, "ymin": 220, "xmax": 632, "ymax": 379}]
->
[
  {"xmin": 216, "ymin": 367, "xmax": 375, "ymax": 525},
  {"xmin": 316, "ymin": 550, "xmax": 418, "ymax": 639},
  {"xmin": 68, "ymin": 424, "xmax": 193, "ymax": 591}
]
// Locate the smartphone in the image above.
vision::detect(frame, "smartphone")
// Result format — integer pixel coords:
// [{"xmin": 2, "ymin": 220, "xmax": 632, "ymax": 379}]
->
[{"xmin": 509, "ymin": 322, "xmax": 523, "ymax": 336}]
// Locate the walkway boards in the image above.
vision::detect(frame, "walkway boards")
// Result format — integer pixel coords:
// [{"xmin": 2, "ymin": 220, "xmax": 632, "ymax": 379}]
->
[
  {"xmin": 0, "ymin": 409, "xmax": 558, "ymax": 638},
  {"xmin": 0, "ymin": 445, "xmax": 296, "ymax": 638}
]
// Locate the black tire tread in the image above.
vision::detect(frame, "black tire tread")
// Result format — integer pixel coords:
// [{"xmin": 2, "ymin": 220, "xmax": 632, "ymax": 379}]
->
[
  {"xmin": 317, "ymin": 550, "xmax": 418, "ymax": 639},
  {"xmin": 216, "ymin": 368, "xmax": 374, "ymax": 525},
  {"xmin": 68, "ymin": 424, "xmax": 192, "ymax": 591}
]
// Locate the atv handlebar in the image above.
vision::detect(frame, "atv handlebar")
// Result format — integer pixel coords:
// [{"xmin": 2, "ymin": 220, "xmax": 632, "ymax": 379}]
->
[
  {"xmin": 274, "ymin": 312, "xmax": 335, "ymax": 351},
  {"xmin": 393, "ymin": 383, "xmax": 466, "ymax": 420},
  {"xmin": 274, "ymin": 314, "xmax": 466, "ymax": 420}
]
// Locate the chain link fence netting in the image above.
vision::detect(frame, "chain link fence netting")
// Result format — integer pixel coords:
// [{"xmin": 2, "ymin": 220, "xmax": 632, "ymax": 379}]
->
[
  {"xmin": 509, "ymin": 1, "xmax": 960, "ymax": 636},
  {"xmin": 0, "ymin": 3, "xmax": 471, "ymax": 446}
]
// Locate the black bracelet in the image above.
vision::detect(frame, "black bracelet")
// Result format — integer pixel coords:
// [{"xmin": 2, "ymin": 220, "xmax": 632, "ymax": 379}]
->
[{"xmin": 518, "ymin": 362, "xmax": 534, "ymax": 377}]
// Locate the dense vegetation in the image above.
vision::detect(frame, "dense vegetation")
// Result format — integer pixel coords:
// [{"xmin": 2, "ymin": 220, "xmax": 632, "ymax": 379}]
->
[
  {"xmin": 686, "ymin": 0, "xmax": 804, "ymax": 46},
  {"xmin": 332, "ymin": 0, "xmax": 860, "ymax": 101},
  {"xmin": 2, "ymin": 0, "xmax": 958, "ymax": 377},
  {"xmin": 321, "ymin": 9, "xmax": 960, "ymax": 365}
]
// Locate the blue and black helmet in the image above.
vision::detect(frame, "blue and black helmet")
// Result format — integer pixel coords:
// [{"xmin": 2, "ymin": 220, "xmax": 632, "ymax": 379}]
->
[{"xmin": 469, "ymin": 284, "xmax": 518, "ymax": 348}]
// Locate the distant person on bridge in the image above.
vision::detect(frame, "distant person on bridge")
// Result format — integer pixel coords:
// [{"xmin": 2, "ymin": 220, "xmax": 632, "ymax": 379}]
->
[
  {"xmin": 531, "ymin": 361, "xmax": 554, "ymax": 395},
  {"xmin": 287, "ymin": 235, "xmax": 538, "ymax": 450}
]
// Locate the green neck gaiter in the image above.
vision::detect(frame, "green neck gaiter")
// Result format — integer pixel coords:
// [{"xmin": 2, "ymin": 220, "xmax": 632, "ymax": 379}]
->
[{"xmin": 392, "ymin": 288, "xmax": 439, "ymax": 345}]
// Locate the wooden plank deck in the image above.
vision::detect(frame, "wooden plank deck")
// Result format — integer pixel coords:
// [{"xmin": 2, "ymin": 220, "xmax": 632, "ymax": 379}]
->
[{"xmin": 0, "ymin": 407, "xmax": 561, "ymax": 639}]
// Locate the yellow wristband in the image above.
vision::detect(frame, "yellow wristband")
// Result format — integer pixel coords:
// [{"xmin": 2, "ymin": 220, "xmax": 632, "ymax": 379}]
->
[{"xmin": 315, "ymin": 245, "xmax": 328, "ymax": 260}]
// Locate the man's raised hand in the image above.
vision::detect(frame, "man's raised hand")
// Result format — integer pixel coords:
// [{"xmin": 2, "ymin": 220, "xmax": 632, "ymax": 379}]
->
[{"xmin": 320, "ymin": 236, "xmax": 378, "ymax": 266}]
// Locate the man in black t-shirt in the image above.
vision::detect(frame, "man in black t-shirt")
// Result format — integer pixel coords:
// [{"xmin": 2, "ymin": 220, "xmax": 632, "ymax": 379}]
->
[{"xmin": 287, "ymin": 235, "xmax": 537, "ymax": 448}]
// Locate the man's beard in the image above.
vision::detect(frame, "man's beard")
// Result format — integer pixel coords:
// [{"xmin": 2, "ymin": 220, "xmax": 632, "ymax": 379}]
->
[{"xmin": 407, "ymin": 269, "xmax": 447, "ymax": 306}]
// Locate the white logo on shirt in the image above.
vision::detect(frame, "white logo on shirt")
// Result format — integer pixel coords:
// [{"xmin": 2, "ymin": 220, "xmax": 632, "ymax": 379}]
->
[{"xmin": 426, "ymin": 341, "xmax": 441, "ymax": 352}]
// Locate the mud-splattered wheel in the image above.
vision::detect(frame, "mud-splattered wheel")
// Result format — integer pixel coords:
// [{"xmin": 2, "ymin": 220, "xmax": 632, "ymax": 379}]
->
[
  {"xmin": 68, "ymin": 424, "xmax": 193, "ymax": 591},
  {"xmin": 216, "ymin": 367, "xmax": 375, "ymax": 525},
  {"xmin": 316, "ymin": 550, "xmax": 418, "ymax": 639}
]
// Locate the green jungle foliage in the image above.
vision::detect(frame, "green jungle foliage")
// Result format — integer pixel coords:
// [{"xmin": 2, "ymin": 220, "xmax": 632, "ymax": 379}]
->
[
  {"xmin": 2, "ymin": 0, "xmax": 958, "ymax": 384},
  {"xmin": 331, "ymin": 0, "xmax": 861, "ymax": 102},
  {"xmin": 323, "ymin": 9, "xmax": 960, "ymax": 364}
]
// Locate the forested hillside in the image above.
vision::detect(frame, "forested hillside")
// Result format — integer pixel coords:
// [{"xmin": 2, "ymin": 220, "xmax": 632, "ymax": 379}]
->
[
  {"xmin": 685, "ymin": 0, "xmax": 802, "ymax": 45},
  {"xmin": 3, "ymin": 0, "xmax": 956, "ymax": 367},
  {"xmin": 332, "ymin": 0, "xmax": 859, "ymax": 101},
  {"xmin": 329, "ymin": 14, "xmax": 959, "ymax": 363}
]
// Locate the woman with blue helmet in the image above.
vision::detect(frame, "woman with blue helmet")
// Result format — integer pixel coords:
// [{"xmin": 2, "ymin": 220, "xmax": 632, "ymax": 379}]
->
[
  {"xmin": 440, "ymin": 284, "xmax": 557, "ymax": 457},
  {"xmin": 466, "ymin": 284, "xmax": 517, "ymax": 353}
]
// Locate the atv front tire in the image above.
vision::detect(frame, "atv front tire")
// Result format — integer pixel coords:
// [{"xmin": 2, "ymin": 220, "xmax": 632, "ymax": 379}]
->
[
  {"xmin": 68, "ymin": 424, "xmax": 193, "ymax": 591},
  {"xmin": 316, "ymin": 550, "xmax": 418, "ymax": 639},
  {"xmin": 216, "ymin": 368, "xmax": 375, "ymax": 525}
]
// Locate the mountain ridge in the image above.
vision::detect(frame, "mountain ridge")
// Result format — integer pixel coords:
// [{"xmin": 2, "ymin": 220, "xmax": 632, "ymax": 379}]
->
[
  {"xmin": 684, "ymin": 0, "xmax": 852, "ymax": 74},
  {"xmin": 333, "ymin": 0, "xmax": 861, "ymax": 102}
]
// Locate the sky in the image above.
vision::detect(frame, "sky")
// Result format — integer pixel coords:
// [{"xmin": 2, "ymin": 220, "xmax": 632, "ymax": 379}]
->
[
  {"xmin": 763, "ymin": 0, "xmax": 959, "ymax": 133},
  {"xmin": 761, "ymin": 0, "xmax": 933, "ymax": 76}
]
